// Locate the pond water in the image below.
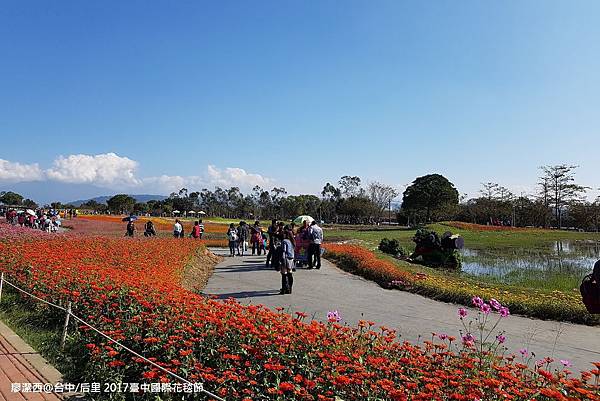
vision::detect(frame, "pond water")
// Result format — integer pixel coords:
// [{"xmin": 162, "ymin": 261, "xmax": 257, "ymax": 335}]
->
[{"xmin": 460, "ymin": 240, "xmax": 600, "ymax": 289}]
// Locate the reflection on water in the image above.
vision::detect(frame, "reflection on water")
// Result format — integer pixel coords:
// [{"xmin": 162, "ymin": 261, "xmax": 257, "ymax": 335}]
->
[{"xmin": 461, "ymin": 240, "xmax": 600, "ymax": 288}]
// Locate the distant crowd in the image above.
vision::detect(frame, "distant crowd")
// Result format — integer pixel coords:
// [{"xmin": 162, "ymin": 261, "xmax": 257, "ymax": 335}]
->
[{"xmin": 4, "ymin": 208, "xmax": 75, "ymax": 233}]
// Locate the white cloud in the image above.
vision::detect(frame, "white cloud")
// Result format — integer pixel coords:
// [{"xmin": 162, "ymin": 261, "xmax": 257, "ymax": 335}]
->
[
  {"xmin": 141, "ymin": 175, "xmax": 202, "ymax": 194},
  {"xmin": 141, "ymin": 166, "xmax": 273, "ymax": 193},
  {"xmin": 0, "ymin": 159, "xmax": 44, "ymax": 182},
  {"xmin": 0, "ymin": 153, "xmax": 274, "ymax": 194},
  {"xmin": 46, "ymin": 153, "xmax": 140, "ymax": 187},
  {"xmin": 206, "ymin": 165, "xmax": 272, "ymax": 189}
]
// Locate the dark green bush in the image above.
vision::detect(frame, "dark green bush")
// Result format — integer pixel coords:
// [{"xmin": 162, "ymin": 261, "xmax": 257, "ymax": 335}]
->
[{"xmin": 378, "ymin": 238, "xmax": 400, "ymax": 255}]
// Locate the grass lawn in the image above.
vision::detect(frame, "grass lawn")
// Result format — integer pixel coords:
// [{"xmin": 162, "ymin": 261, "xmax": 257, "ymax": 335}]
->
[
  {"xmin": 326, "ymin": 222, "xmax": 600, "ymax": 250},
  {"xmin": 324, "ymin": 222, "xmax": 600, "ymax": 316},
  {"xmin": 0, "ymin": 290, "xmax": 81, "ymax": 378}
]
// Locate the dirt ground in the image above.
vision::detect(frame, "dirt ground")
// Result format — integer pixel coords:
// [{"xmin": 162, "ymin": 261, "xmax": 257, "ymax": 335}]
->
[{"xmin": 181, "ymin": 248, "xmax": 223, "ymax": 293}]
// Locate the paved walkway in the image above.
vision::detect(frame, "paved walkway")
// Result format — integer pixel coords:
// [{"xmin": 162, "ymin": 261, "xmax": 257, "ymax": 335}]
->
[
  {"xmin": 0, "ymin": 321, "xmax": 62, "ymax": 401},
  {"xmin": 204, "ymin": 249, "xmax": 600, "ymax": 373}
]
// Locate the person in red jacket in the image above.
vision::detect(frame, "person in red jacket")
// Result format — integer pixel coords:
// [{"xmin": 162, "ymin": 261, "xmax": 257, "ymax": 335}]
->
[{"xmin": 191, "ymin": 221, "xmax": 202, "ymax": 239}]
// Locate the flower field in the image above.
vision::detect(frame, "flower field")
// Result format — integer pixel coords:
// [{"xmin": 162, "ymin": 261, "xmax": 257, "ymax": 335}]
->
[
  {"xmin": 64, "ymin": 215, "xmax": 230, "ymax": 246},
  {"xmin": 324, "ymin": 244, "xmax": 600, "ymax": 325},
  {"xmin": 1, "ymin": 225, "xmax": 599, "ymax": 400}
]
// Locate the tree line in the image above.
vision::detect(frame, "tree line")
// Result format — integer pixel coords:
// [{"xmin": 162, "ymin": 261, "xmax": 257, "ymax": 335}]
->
[
  {"xmin": 399, "ymin": 164, "xmax": 599, "ymax": 231},
  {"xmin": 2, "ymin": 164, "xmax": 598, "ymax": 230},
  {"xmin": 80, "ymin": 176, "xmax": 399, "ymax": 224}
]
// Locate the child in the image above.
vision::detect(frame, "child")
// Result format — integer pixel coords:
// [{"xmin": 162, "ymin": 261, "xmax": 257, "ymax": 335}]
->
[{"xmin": 227, "ymin": 223, "xmax": 238, "ymax": 257}]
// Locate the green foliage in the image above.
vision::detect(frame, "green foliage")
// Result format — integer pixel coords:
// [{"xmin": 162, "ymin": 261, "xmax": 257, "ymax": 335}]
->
[
  {"xmin": 0, "ymin": 191, "xmax": 24, "ymax": 205},
  {"xmin": 378, "ymin": 238, "xmax": 400, "ymax": 255},
  {"xmin": 401, "ymin": 174, "xmax": 459, "ymax": 223},
  {"xmin": 379, "ymin": 238, "xmax": 409, "ymax": 257},
  {"xmin": 106, "ymin": 194, "xmax": 136, "ymax": 214}
]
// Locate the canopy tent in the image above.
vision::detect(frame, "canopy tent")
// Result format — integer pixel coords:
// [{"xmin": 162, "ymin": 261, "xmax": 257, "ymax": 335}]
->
[
  {"xmin": 293, "ymin": 215, "xmax": 314, "ymax": 226},
  {"xmin": 188, "ymin": 211, "xmax": 196, "ymax": 214},
  {"xmin": 198, "ymin": 211, "xmax": 206, "ymax": 215},
  {"xmin": 172, "ymin": 210, "xmax": 181, "ymax": 214}
]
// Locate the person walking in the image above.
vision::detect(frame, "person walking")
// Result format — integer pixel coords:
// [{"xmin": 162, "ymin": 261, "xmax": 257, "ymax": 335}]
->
[
  {"xmin": 307, "ymin": 221, "xmax": 324, "ymax": 269},
  {"xmin": 173, "ymin": 219, "xmax": 183, "ymax": 238},
  {"xmin": 266, "ymin": 219, "xmax": 277, "ymax": 267},
  {"xmin": 191, "ymin": 221, "xmax": 202, "ymax": 239},
  {"xmin": 198, "ymin": 219, "xmax": 205, "ymax": 239},
  {"xmin": 279, "ymin": 228, "xmax": 295, "ymax": 294},
  {"xmin": 125, "ymin": 220, "xmax": 135, "ymax": 237},
  {"xmin": 237, "ymin": 221, "xmax": 249, "ymax": 256},
  {"xmin": 250, "ymin": 221, "xmax": 263, "ymax": 255},
  {"xmin": 227, "ymin": 223, "xmax": 238, "ymax": 257}
]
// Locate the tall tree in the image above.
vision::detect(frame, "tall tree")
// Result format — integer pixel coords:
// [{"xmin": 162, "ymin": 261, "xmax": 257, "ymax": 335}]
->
[
  {"xmin": 106, "ymin": 194, "xmax": 136, "ymax": 214},
  {"xmin": 401, "ymin": 174, "xmax": 459, "ymax": 222},
  {"xmin": 367, "ymin": 181, "xmax": 399, "ymax": 221},
  {"xmin": 338, "ymin": 176, "xmax": 362, "ymax": 197},
  {"xmin": 539, "ymin": 165, "xmax": 588, "ymax": 228},
  {"xmin": 0, "ymin": 191, "xmax": 24, "ymax": 205}
]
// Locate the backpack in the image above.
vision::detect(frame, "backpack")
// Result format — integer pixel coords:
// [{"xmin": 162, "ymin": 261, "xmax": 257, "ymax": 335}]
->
[
  {"xmin": 228, "ymin": 229, "xmax": 238, "ymax": 242},
  {"xmin": 580, "ymin": 274, "xmax": 600, "ymax": 314}
]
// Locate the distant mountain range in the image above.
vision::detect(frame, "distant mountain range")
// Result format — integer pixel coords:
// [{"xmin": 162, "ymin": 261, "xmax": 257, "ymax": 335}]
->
[
  {"xmin": 69, "ymin": 194, "xmax": 168, "ymax": 207},
  {"xmin": 0, "ymin": 181, "xmax": 168, "ymax": 206}
]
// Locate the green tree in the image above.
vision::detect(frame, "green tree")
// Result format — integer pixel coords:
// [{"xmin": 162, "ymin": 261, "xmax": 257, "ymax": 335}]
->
[
  {"xmin": 106, "ymin": 194, "xmax": 136, "ymax": 214},
  {"xmin": 401, "ymin": 174, "xmax": 459, "ymax": 223},
  {"xmin": 22, "ymin": 199, "xmax": 38, "ymax": 209},
  {"xmin": 338, "ymin": 176, "xmax": 362, "ymax": 197},
  {"xmin": 133, "ymin": 202, "xmax": 150, "ymax": 215},
  {"xmin": 539, "ymin": 164, "xmax": 588, "ymax": 228},
  {"xmin": 0, "ymin": 191, "xmax": 24, "ymax": 205}
]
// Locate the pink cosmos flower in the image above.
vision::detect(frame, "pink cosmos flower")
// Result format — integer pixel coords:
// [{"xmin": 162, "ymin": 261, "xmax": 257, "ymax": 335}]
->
[
  {"xmin": 499, "ymin": 306, "xmax": 510, "ymax": 318},
  {"xmin": 462, "ymin": 333, "xmax": 475, "ymax": 347},
  {"xmin": 458, "ymin": 308, "xmax": 468, "ymax": 318},
  {"xmin": 327, "ymin": 310, "xmax": 342, "ymax": 323},
  {"xmin": 480, "ymin": 303, "xmax": 491, "ymax": 314},
  {"xmin": 489, "ymin": 298, "xmax": 502, "ymax": 311},
  {"xmin": 496, "ymin": 334, "xmax": 506, "ymax": 344},
  {"xmin": 560, "ymin": 359, "xmax": 572, "ymax": 368},
  {"xmin": 519, "ymin": 348, "xmax": 528, "ymax": 357},
  {"xmin": 472, "ymin": 296, "xmax": 484, "ymax": 307}
]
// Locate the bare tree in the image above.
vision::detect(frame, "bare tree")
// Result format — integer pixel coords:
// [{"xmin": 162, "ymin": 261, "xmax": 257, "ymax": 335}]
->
[
  {"xmin": 539, "ymin": 164, "xmax": 588, "ymax": 228},
  {"xmin": 367, "ymin": 181, "xmax": 399, "ymax": 221}
]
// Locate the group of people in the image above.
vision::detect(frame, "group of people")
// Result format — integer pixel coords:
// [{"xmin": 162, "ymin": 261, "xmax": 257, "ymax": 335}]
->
[
  {"xmin": 5, "ymin": 208, "xmax": 62, "ymax": 233},
  {"xmin": 226, "ymin": 219, "xmax": 324, "ymax": 295},
  {"xmin": 124, "ymin": 219, "xmax": 205, "ymax": 239},
  {"xmin": 226, "ymin": 221, "xmax": 268, "ymax": 256},
  {"xmin": 173, "ymin": 219, "xmax": 204, "ymax": 239}
]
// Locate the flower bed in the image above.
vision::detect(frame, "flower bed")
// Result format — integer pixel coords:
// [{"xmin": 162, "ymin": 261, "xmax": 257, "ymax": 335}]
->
[
  {"xmin": 1, "ymin": 225, "xmax": 598, "ymax": 400},
  {"xmin": 325, "ymin": 244, "xmax": 599, "ymax": 325}
]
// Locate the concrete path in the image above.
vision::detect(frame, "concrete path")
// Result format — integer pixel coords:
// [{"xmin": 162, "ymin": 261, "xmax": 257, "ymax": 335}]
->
[
  {"xmin": 0, "ymin": 320, "xmax": 62, "ymax": 401},
  {"xmin": 204, "ymin": 248, "xmax": 600, "ymax": 373}
]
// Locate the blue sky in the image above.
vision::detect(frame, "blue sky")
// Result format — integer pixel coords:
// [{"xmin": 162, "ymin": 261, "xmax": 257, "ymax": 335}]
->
[{"xmin": 1, "ymin": 1, "xmax": 599, "ymax": 201}]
